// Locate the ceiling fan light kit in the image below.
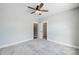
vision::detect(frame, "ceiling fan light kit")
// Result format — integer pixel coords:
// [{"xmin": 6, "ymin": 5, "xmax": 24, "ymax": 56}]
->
[{"xmin": 35, "ymin": 10, "xmax": 42, "ymax": 15}]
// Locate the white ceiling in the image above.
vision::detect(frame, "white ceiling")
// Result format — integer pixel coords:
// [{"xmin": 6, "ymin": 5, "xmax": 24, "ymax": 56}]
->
[{"xmin": 26, "ymin": 3, "xmax": 79, "ymax": 19}]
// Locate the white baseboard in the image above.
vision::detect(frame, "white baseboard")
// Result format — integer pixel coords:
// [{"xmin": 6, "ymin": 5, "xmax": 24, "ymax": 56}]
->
[
  {"xmin": 48, "ymin": 39, "xmax": 79, "ymax": 49},
  {"xmin": 0, "ymin": 38, "xmax": 32, "ymax": 49}
]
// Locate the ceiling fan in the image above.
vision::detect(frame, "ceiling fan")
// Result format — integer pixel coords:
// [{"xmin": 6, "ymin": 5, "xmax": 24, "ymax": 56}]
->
[{"xmin": 27, "ymin": 3, "xmax": 48, "ymax": 15}]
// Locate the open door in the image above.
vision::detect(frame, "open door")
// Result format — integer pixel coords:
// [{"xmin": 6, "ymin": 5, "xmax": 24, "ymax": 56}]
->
[
  {"xmin": 43, "ymin": 22, "xmax": 47, "ymax": 40},
  {"xmin": 33, "ymin": 23, "xmax": 38, "ymax": 39}
]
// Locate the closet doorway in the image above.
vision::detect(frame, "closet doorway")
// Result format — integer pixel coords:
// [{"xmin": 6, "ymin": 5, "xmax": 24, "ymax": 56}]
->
[
  {"xmin": 33, "ymin": 23, "xmax": 38, "ymax": 39},
  {"xmin": 43, "ymin": 22, "xmax": 47, "ymax": 40}
]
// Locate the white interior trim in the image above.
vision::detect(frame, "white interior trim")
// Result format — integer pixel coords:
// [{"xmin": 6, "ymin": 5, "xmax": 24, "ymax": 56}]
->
[
  {"xmin": 0, "ymin": 38, "xmax": 32, "ymax": 49},
  {"xmin": 48, "ymin": 39, "xmax": 79, "ymax": 49}
]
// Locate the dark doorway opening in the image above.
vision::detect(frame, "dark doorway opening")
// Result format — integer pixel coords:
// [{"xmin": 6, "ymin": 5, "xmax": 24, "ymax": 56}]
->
[
  {"xmin": 43, "ymin": 22, "xmax": 47, "ymax": 40},
  {"xmin": 33, "ymin": 23, "xmax": 38, "ymax": 39}
]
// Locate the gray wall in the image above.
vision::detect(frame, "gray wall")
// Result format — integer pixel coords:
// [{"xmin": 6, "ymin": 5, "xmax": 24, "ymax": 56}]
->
[
  {"xmin": 46, "ymin": 7, "xmax": 79, "ymax": 47},
  {"xmin": 0, "ymin": 4, "xmax": 34, "ymax": 47}
]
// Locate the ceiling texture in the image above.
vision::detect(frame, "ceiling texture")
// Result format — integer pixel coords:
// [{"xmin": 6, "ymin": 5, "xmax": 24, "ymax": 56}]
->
[{"xmin": 26, "ymin": 3, "xmax": 79, "ymax": 20}]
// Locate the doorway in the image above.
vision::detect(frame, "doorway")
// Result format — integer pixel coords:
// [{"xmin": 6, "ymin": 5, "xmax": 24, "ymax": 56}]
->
[
  {"xmin": 43, "ymin": 22, "xmax": 47, "ymax": 40},
  {"xmin": 33, "ymin": 23, "xmax": 38, "ymax": 39}
]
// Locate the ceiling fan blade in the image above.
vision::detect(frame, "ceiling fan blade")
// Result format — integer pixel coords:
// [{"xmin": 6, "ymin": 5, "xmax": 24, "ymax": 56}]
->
[
  {"xmin": 31, "ymin": 11, "xmax": 35, "ymax": 14},
  {"xmin": 27, "ymin": 6, "xmax": 35, "ymax": 10},
  {"xmin": 39, "ymin": 3, "xmax": 44, "ymax": 9},
  {"xmin": 40, "ymin": 10, "xmax": 48, "ymax": 12}
]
